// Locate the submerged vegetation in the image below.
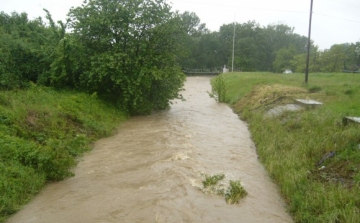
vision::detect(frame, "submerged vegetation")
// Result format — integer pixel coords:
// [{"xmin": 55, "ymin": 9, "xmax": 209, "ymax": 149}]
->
[
  {"xmin": 202, "ymin": 174, "xmax": 225, "ymax": 188},
  {"xmin": 219, "ymin": 72, "xmax": 360, "ymax": 222},
  {"xmin": 202, "ymin": 174, "xmax": 247, "ymax": 204},
  {"xmin": 225, "ymin": 180, "xmax": 247, "ymax": 204},
  {"xmin": 209, "ymin": 74, "xmax": 227, "ymax": 103}
]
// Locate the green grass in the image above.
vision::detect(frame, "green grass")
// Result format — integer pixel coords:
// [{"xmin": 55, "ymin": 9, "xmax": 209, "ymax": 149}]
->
[
  {"xmin": 202, "ymin": 174, "xmax": 247, "ymax": 204},
  {"xmin": 210, "ymin": 74, "xmax": 227, "ymax": 102},
  {"xmin": 0, "ymin": 84, "xmax": 127, "ymax": 222},
  {"xmin": 220, "ymin": 72, "xmax": 360, "ymax": 222},
  {"xmin": 202, "ymin": 174, "xmax": 225, "ymax": 188},
  {"xmin": 225, "ymin": 180, "xmax": 247, "ymax": 204}
]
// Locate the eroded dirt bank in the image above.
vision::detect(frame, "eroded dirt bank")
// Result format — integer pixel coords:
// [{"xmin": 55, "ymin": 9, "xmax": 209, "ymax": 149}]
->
[{"xmin": 7, "ymin": 76, "xmax": 293, "ymax": 223}]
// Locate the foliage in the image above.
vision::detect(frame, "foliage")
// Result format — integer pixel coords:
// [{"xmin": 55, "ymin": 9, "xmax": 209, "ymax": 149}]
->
[
  {"xmin": 225, "ymin": 180, "xmax": 247, "ymax": 204},
  {"xmin": 0, "ymin": 161, "xmax": 45, "ymax": 220},
  {"xmin": 202, "ymin": 174, "xmax": 247, "ymax": 204},
  {"xmin": 181, "ymin": 21, "xmax": 309, "ymax": 71},
  {"xmin": 0, "ymin": 11, "xmax": 67, "ymax": 89},
  {"xmin": 291, "ymin": 43, "xmax": 360, "ymax": 73},
  {"xmin": 202, "ymin": 174, "xmax": 225, "ymax": 188},
  {"xmin": 224, "ymin": 72, "xmax": 360, "ymax": 222},
  {"xmin": 0, "ymin": 86, "xmax": 126, "ymax": 222},
  {"xmin": 63, "ymin": 0, "xmax": 186, "ymax": 114},
  {"xmin": 179, "ymin": 17, "xmax": 359, "ymax": 73},
  {"xmin": 179, "ymin": 11, "xmax": 208, "ymax": 37},
  {"xmin": 2, "ymin": 7, "xmax": 360, "ymax": 97},
  {"xmin": 273, "ymin": 46, "xmax": 297, "ymax": 73},
  {"xmin": 1, "ymin": 1, "xmax": 187, "ymax": 114},
  {"xmin": 210, "ymin": 74, "xmax": 227, "ymax": 102}
]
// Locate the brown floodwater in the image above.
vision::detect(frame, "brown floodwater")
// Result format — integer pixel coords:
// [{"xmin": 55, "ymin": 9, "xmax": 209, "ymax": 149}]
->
[{"xmin": 7, "ymin": 76, "xmax": 293, "ymax": 223}]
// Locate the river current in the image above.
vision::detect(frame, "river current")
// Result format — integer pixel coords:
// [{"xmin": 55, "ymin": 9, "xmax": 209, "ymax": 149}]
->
[{"xmin": 7, "ymin": 76, "xmax": 293, "ymax": 223}]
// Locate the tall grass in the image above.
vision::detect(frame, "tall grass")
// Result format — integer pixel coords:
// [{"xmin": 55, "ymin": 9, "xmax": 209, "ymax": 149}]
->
[
  {"xmin": 210, "ymin": 74, "xmax": 227, "ymax": 102},
  {"xmin": 0, "ymin": 85, "xmax": 127, "ymax": 222},
  {"xmin": 221, "ymin": 72, "xmax": 360, "ymax": 222}
]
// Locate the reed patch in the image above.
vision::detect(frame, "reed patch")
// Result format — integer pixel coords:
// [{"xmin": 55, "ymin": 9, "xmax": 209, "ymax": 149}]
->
[{"xmin": 210, "ymin": 74, "xmax": 227, "ymax": 103}]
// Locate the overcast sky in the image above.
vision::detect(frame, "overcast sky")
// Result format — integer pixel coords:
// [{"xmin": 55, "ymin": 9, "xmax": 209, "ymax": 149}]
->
[{"xmin": 2, "ymin": 0, "xmax": 360, "ymax": 50}]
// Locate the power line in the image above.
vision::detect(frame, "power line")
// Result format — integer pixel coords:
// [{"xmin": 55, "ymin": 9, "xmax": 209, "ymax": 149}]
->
[
  {"xmin": 172, "ymin": 0, "xmax": 307, "ymax": 14},
  {"xmin": 330, "ymin": 0, "xmax": 360, "ymax": 9},
  {"xmin": 173, "ymin": 0, "xmax": 360, "ymax": 25},
  {"xmin": 314, "ymin": 12, "xmax": 360, "ymax": 24}
]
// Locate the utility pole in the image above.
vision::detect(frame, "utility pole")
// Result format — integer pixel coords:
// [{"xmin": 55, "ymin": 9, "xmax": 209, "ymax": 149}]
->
[
  {"xmin": 305, "ymin": 0, "xmax": 314, "ymax": 84},
  {"xmin": 232, "ymin": 20, "xmax": 235, "ymax": 72}
]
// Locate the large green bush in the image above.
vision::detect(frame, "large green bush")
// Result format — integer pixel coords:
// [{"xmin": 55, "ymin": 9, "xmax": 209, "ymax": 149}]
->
[{"xmin": 63, "ymin": 0, "xmax": 187, "ymax": 114}]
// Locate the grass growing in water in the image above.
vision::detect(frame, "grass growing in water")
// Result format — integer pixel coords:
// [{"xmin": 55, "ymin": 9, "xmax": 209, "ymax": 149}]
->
[
  {"xmin": 202, "ymin": 174, "xmax": 225, "ymax": 188},
  {"xmin": 202, "ymin": 174, "xmax": 247, "ymax": 204},
  {"xmin": 225, "ymin": 180, "xmax": 248, "ymax": 204},
  {"xmin": 210, "ymin": 74, "xmax": 227, "ymax": 102},
  {"xmin": 202, "ymin": 174, "xmax": 226, "ymax": 196},
  {"xmin": 219, "ymin": 72, "xmax": 360, "ymax": 222}
]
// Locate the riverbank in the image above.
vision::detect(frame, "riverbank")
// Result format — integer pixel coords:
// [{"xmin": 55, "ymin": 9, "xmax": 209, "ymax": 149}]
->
[
  {"xmin": 0, "ymin": 85, "xmax": 127, "ymax": 222},
  {"xmin": 216, "ymin": 72, "xmax": 360, "ymax": 222},
  {"xmin": 5, "ymin": 76, "xmax": 292, "ymax": 223}
]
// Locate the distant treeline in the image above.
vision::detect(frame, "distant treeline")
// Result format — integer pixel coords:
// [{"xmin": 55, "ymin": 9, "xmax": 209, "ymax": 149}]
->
[
  {"xmin": 180, "ymin": 12, "xmax": 360, "ymax": 73},
  {"xmin": 0, "ymin": 0, "xmax": 187, "ymax": 115},
  {"xmin": 1, "ymin": 0, "xmax": 360, "ymax": 114}
]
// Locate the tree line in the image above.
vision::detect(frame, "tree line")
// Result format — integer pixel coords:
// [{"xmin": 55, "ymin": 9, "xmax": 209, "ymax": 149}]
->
[
  {"xmin": 1, "ymin": 0, "xmax": 188, "ymax": 115},
  {"xmin": 180, "ymin": 12, "xmax": 360, "ymax": 73},
  {"xmin": 1, "ymin": 0, "xmax": 359, "ymax": 114}
]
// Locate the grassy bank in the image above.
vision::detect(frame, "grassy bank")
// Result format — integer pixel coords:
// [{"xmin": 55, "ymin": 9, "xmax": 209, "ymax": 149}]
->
[
  {"xmin": 214, "ymin": 72, "xmax": 360, "ymax": 222},
  {"xmin": 0, "ymin": 84, "xmax": 127, "ymax": 222}
]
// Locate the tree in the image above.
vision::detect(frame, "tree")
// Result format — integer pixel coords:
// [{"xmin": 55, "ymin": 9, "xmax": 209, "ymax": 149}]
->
[
  {"xmin": 179, "ymin": 11, "xmax": 208, "ymax": 37},
  {"xmin": 232, "ymin": 21, "xmax": 263, "ymax": 71},
  {"xmin": 0, "ymin": 12, "xmax": 53, "ymax": 89},
  {"xmin": 66, "ymin": 0, "xmax": 186, "ymax": 114},
  {"xmin": 318, "ymin": 44, "xmax": 346, "ymax": 72},
  {"xmin": 291, "ymin": 46, "xmax": 320, "ymax": 73},
  {"xmin": 273, "ymin": 46, "xmax": 297, "ymax": 73},
  {"xmin": 339, "ymin": 43, "xmax": 359, "ymax": 71}
]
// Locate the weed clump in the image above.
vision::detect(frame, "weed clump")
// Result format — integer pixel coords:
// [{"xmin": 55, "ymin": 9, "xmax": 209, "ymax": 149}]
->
[
  {"xmin": 225, "ymin": 180, "xmax": 248, "ymax": 204},
  {"xmin": 202, "ymin": 174, "xmax": 225, "ymax": 188},
  {"xmin": 202, "ymin": 174, "xmax": 226, "ymax": 196},
  {"xmin": 202, "ymin": 174, "xmax": 247, "ymax": 204},
  {"xmin": 210, "ymin": 74, "xmax": 227, "ymax": 102}
]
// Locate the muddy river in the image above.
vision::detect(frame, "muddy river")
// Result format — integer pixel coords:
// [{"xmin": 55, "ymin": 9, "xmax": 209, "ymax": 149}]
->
[{"xmin": 7, "ymin": 76, "xmax": 293, "ymax": 223}]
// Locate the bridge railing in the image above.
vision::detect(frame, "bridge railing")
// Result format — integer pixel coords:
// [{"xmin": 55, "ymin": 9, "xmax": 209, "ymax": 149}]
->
[{"xmin": 182, "ymin": 67, "xmax": 222, "ymax": 76}]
